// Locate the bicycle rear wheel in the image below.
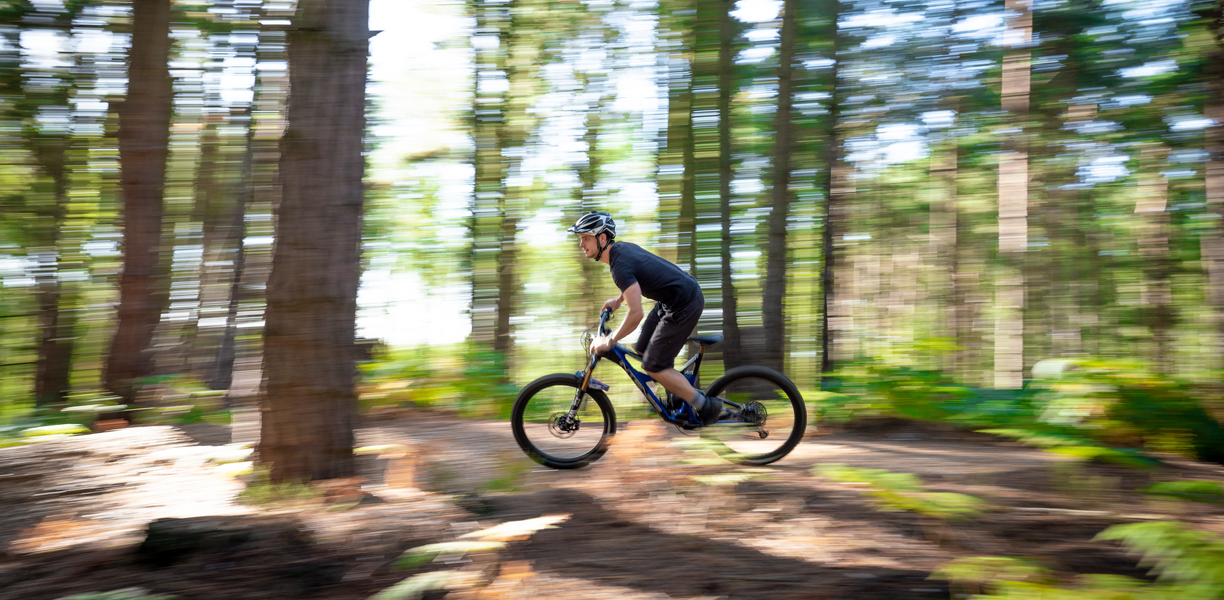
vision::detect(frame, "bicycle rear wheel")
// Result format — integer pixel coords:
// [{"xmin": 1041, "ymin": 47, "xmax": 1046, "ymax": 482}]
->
[
  {"xmin": 511, "ymin": 373, "xmax": 617, "ymax": 469},
  {"xmin": 701, "ymin": 365, "xmax": 806, "ymax": 465}
]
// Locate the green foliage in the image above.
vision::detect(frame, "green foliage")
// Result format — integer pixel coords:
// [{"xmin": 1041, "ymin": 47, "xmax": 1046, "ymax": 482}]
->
[
  {"xmin": 1143, "ymin": 480, "xmax": 1224, "ymax": 505},
  {"xmin": 359, "ymin": 343, "xmax": 518, "ymax": 419},
  {"xmin": 815, "ymin": 358, "xmax": 1222, "ymax": 471},
  {"xmin": 478, "ymin": 457, "xmax": 532, "ymax": 494},
  {"xmin": 55, "ymin": 589, "xmax": 175, "ymax": 600},
  {"xmin": 236, "ymin": 466, "xmax": 322, "ymax": 507},
  {"xmin": 1097, "ymin": 521, "xmax": 1224, "ymax": 599},
  {"xmin": 815, "ymin": 464, "xmax": 985, "ymax": 520},
  {"xmin": 367, "ymin": 571, "xmax": 482, "ymax": 600},
  {"xmin": 932, "ymin": 556, "xmax": 1051, "ymax": 589},
  {"xmin": 117, "ymin": 376, "xmax": 232, "ymax": 426},
  {"xmin": 980, "ymin": 428, "xmax": 1159, "ymax": 468},
  {"xmin": 1032, "ymin": 360, "xmax": 1224, "ymax": 464},
  {"xmin": 817, "ymin": 362, "xmax": 976, "ymax": 422},
  {"xmin": 937, "ymin": 522, "xmax": 1224, "ymax": 599},
  {"xmin": 937, "ymin": 571, "xmax": 1157, "ymax": 599},
  {"xmin": 394, "ymin": 541, "xmax": 508, "ymax": 569},
  {"xmin": 18, "ymin": 423, "xmax": 90, "ymax": 439}
]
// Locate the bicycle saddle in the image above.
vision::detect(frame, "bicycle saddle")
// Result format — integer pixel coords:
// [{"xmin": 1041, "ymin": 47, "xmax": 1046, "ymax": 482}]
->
[{"xmin": 688, "ymin": 334, "xmax": 723, "ymax": 347}]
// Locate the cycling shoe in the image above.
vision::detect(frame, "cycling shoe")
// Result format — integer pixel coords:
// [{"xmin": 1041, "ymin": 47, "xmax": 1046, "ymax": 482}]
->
[{"xmin": 696, "ymin": 392, "xmax": 724, "ymax": 426}]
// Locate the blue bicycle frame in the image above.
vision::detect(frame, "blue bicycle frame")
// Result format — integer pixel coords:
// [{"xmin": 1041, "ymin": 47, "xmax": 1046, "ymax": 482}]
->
[{"xmin": 571, "ymin": 308, "xmax": 731, "ymax": 428}]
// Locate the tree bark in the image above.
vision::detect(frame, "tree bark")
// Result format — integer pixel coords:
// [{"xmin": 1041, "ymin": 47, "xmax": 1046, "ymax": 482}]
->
[
  {"xmin": 660, "ymin": 2, "xmax": 697, "ymax": 276},
  {"xmin": 1199, "ymin": 0, "xmax": 1224, "ymax": 378},
  {"xmin": 577, "ymin": 102, "xmax": 606, "ymax": 318},
  {"xmin": 929, "ymin": 110, "xmax": 959, "ymax": 376},
  {"xmin": 469, "ymin": 0, "xmax": 509, "ymax": 347},
  {"xmin": 994, "ymin": 0, "xmax": 1031, "ymax": 389},
  {"xmin": 1137, "ymin": 144, "xmax": 1174, "ymax": 375},
  {"xmin": 761, "ymin": 0, "xmax": 797, "ymax": 375},
  {"xmin": 819, "ymin": 0, "xmax": 842, "ymax": 376},
  {"xmin": 261, "ymin": 0, "xmax": 369, "ymax": 482},
  {"xmin": 717, "ymin": 0, "xmax": 743, "ymax": 369},
  {"xmin": 212, "ymin": 104, "xmax": 258, "ymax": 392},
  {"xmin": 33, "ymin": 146, "xmax": 74, "ymax": 407},
  {"xmin": 494, "ymin": 207, "xmax": 517, "ymax": 354},
  {"xmin": 106, "ymin": 0, "xmax": 173, "ymax": 404}
]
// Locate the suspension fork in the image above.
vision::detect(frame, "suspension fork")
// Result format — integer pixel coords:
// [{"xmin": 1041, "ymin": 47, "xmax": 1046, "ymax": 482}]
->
[
  {"xmin": 569, "ymin": 307, "xmax": 614, "ymax": 417},
  {"xmin": 570, "ymin": 354, "xmax": 600, "ymax": 415}
]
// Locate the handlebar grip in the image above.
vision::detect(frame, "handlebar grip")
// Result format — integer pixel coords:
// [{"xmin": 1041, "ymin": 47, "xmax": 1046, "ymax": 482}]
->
[{"xmin": 601, "ymin": 307, "xmax": 613, "ymax": 320}]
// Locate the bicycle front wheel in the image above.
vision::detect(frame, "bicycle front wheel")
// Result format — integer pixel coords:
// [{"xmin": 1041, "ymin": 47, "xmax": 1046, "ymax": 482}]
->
[
  {"xmin": 511, "ymin": 373, "xmax": 617, "ymax": 469},
  {"xmin": 702, "ymin": 365, "xmax": 807, "ymax": 465}
]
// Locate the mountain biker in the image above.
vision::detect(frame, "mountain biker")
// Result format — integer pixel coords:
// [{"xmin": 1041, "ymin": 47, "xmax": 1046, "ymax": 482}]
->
[{"xmin": 567, "ymin": 211, "xmax": 723, "ymax": 426}]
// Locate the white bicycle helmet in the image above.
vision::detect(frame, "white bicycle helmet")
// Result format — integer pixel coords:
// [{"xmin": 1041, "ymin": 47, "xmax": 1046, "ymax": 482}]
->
[{"xmin": 567, "ymin": 211, "xmax": 616, "ymax": 260}]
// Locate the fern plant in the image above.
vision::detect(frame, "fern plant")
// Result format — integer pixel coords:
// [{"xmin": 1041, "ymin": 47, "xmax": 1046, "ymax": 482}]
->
[
  {"xmin": 1142, "ymin": 481, "xmax": 1224, "ymax": 506},
  {"xmin": 1097, "ymin": 521, "xmax": 1224, "ymax": 600},
  {"xmin": 815, "ymin": 464, "xmax": 985, "ymax": 520},
  {"xmin": 935, "ymin": 521, "xmax": 1224, "ymax": 600}
]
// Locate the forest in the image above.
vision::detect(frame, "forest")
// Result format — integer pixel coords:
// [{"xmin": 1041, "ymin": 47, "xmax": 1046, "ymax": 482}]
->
[{"xmin": 2, "ymin": 0, "xmax": 1224, "ymax": 598}]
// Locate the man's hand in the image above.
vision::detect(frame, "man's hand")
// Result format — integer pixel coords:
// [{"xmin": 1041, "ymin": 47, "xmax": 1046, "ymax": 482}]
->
[
  {"xmin": 602, "ymin": 296, "xmax": 621, "ymax": 314},
  {"xmin": 589, "ymin": 334, "xmax": 614, "ymax": 356}
]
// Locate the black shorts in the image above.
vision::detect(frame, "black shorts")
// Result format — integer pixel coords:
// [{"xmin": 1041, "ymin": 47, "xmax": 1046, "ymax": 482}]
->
[{"xmin": 633, "ymin": 295, "xmax": 704, "ymax": 373}]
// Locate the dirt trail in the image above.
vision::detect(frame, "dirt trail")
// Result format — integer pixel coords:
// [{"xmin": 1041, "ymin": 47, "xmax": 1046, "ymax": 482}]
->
[{"xmin": 4, "ymin": 412, "xmax": 1224, "ymax": 599}]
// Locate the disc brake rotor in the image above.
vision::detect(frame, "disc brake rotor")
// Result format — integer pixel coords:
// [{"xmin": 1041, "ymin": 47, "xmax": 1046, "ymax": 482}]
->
[{"xmin": 549, "ymin": 412, "xmax": 579, "ymax": 439}]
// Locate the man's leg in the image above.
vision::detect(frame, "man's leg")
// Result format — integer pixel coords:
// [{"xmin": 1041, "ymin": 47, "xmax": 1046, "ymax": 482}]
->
[
  {"xmin": 646, "ymin": 367, "xmax": 698, "ymax": 403},
  {"xmin": 640, "ymin": 298, "xmax": 720, "ymax": 424}
]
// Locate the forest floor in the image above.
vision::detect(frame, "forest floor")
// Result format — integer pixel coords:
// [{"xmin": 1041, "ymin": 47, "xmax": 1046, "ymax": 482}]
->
[{"xmin": 3, "ymin": 408, "xmax": 1224, "ymax": 600}]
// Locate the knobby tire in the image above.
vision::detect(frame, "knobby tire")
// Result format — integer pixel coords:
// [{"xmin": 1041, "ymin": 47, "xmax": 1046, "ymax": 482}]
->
[
  {"xmin": 702, "ymin": 365, "xmax": 807, "ymax": 465},
  {"xmin": 511, "ymin": 373, "xmax": 617, "ymax": 469}
]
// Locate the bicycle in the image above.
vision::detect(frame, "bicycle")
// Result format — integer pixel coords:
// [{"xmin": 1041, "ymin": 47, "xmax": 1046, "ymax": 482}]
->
[{"xmin": 511, "ymin": 308, "xmax": 807, "ymax": 469}]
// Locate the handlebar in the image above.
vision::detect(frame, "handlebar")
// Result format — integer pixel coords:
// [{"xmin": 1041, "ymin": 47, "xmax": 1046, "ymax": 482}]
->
[{"xmin": 599, "ymin": 307, "xmax": 613, "ymax": 336}]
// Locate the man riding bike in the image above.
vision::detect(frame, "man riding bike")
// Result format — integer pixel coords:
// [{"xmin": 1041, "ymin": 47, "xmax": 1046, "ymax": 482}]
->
[{"xmin": 568, "ymin": 211, "xmax": 723, "ymax": 426}]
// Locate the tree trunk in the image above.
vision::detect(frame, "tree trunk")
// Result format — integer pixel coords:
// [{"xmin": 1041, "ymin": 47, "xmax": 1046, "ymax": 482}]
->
[
  {"xmin": 929, "ymin": 112, "xmax": 959, "ymax": 376},
  {"xmin": 261, "ymin": 0, "xmax": 369, "ymax": 482},
  {"xmin": 106, "ymin": 0, "xmax": 173, "ymax": 404},
  {"xmin": 190, "ymin": 119, "xmax": 225, "ymax": 380},
  {"xmin": 681, "ymin": 102, "xmax": 698, "ymax": 279},
  {"xmin": 34, "ymin": 254, "xmax": 74, "ymax": 407},
  {"xmin": 717, "ymin": 0, "xmax": 743, "ymax": 369},
  {"xmin": 660, "ymin": 3, "xmax": 697, "ymax": 276},
  {"xmin": 31, "ymin": 134, "xmax": 75, "ymax": 408},
  {"xmin": 1199, "ymin": 0, "xmax": 1224, "ymax": 379},
  {"xmin": 469, "ymin": 0, "xmax": 509, "ymax": 347},
  {"xmin": 1137, "ymin": 143, "xmax": 1174, "ymax": 375},
  {"xmin": 212, "ymin": 104, "xmax": 258, "ymax": 392},
  {"xmin": 819, "ymin": 0, "xmax": 842, "ymax": 376},
  {"xmin": 494, "ymin": 208, "xmax": 517, "ymax": 355},
  {"xmin": 761, "ymin": 0, "xmax": 796, "ymax": 375},
  {"xmin": 994, "ymin": 0, "xmax": 1031, "ymax": 389},
  {"xmin": 576, "ymin": 103, "xmax": 605, "ymax": 319}
]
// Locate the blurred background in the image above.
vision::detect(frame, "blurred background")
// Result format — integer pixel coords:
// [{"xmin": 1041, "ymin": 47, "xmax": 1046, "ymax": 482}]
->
[{"xmin": 0, "ymin": 0, "xmax": 1223, "ymax": 436}]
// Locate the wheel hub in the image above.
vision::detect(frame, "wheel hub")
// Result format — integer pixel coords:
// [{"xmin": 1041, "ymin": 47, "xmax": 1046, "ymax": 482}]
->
[{"xmin": 549, "ymin": 412, "xmax": 580, "ymax": 438}]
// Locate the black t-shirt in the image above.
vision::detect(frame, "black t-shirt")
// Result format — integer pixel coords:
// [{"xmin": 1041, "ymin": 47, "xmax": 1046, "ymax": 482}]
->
[{"xmin": 608, "ymin": 242, "xmax": 701, "ymax": 307}]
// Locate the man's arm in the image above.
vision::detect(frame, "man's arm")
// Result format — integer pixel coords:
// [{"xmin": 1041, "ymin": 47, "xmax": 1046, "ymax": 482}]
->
[
  {"xmin": 592, "ymin": 283, "xmax": 643, "ymax": 354},
  {"xmin": 602, "ymin": 292, "xmax": 624, "ymax": 313},
  {"xmin": 608, "ymin": 283, "xmax": 644, "ymax": 344}
]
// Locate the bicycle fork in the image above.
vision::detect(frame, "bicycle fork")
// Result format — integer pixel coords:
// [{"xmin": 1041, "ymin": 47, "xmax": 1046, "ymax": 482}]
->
[{"xmin": 569, "ymin": 355, "xmax": 608, "ymax": 417}]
